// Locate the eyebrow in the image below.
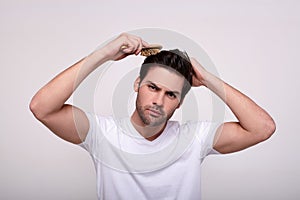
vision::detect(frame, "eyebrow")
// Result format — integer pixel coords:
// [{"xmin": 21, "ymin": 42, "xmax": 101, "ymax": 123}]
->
[{"xmin": 146, "ymin": 81, "xmax": 181, "ymax": 96}]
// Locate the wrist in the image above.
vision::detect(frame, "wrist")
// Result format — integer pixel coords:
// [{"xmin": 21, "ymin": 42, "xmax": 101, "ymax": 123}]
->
[{"xmin": 89, "ymin": 48, "xmax": 112, "ymax": 64}]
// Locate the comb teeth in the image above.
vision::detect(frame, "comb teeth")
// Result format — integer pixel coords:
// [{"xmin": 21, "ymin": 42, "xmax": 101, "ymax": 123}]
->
[
  {"xmin": 141, "ymin": 44, "xmax": 163, "ymax": 56},
  {"xmin": 141, "ymin": 48, "xmax": 160, "ymax": 56}
]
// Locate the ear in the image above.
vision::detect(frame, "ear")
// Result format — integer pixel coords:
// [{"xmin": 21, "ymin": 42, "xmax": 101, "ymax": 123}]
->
[{"xmin": 134, "ymin": 77, "xmax": 141, "ymax": 92}]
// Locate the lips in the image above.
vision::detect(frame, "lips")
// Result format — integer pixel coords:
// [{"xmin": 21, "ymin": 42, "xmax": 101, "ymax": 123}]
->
[{"xmin": 147, "ymin": 108, "xmax": 162, "ymax": 117}]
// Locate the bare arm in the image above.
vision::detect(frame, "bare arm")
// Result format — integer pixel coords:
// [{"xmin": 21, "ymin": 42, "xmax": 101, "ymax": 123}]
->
[
  {"xmin": 29, "ymin": 33, "xmax": 148, "ymax": 144},
  {"xmin": 191, "ymin": 58, "xmax": 276, "ymax": 154}
]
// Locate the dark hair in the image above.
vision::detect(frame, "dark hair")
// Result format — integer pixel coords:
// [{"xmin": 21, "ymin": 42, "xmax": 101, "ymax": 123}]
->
[{"xmin": 139, "ymin": 49, "xmax": 195, "ymax": 100}]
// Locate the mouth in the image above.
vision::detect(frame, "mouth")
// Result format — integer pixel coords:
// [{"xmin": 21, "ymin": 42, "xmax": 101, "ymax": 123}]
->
[{"xmin": 147, "ymin": 108, "xmax": 162, "ymax": 117}]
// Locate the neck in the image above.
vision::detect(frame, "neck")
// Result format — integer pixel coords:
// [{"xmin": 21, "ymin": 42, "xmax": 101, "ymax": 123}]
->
[{"xmin": 131, "ymin": 110, "xmax": 167, "ymax": 141}]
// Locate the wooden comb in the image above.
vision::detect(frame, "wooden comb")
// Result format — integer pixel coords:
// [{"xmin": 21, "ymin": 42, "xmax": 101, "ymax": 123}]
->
[
  {"xmin": 121, "ymin": 44, "xmax": 163, "ymax": 56},
  {"xmin": 140, "ymin": 44, "xmax": 163, "ymax": 56}
]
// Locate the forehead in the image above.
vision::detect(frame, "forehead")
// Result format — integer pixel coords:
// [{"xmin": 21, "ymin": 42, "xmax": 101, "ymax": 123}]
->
[{"xmin": 141, "ymin": 66, "xmax": 185, "ymax": 92}]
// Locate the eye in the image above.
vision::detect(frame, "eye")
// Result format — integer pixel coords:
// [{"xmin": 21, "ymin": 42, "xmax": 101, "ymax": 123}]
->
[
  {"xmin": 167, "ymin": 92, "xmax": 177, "ymax": 99},
  {"xmin": 148, "ymin": 84, "xmax": 157, "ymax": 91}
]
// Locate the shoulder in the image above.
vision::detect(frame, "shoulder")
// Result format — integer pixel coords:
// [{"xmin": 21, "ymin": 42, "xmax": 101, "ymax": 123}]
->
[
  {"xmin": 79, "ymin": 113, "xmax": 120, "ymax": 150},
  {"xmin": 86, "ymin": 113, "xmax": 117, "ymax": 128},
  {"xmin": 83, "ymin": 113, "xmax": 121, "ymax": 143},
  {"xmin": 179, "ymin": 120, "xmax": 221, "ymax": 142}
]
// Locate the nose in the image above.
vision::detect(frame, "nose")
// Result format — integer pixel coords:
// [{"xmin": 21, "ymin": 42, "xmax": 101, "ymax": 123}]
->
[{"xmin": 153, "ymin": 92, "xmax": 164, "ymax": 106}]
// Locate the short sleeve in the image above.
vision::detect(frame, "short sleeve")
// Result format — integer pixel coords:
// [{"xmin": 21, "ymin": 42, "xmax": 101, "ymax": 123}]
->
[
  {"xmin": 78, "ymin": 113, "xmax": 118, "ymax": 160},
  {"xmin": 78, "ymin": 112, "xmax": 99, "ymax": 153},
  {"xmin": 194, "ymin": 121, "xmax": 222, "ymax": 160}
]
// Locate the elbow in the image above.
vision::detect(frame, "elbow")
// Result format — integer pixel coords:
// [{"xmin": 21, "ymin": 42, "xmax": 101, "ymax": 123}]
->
[
  {"xmin": 29, "ymin": 96, "xmax": 47, "ymax": 121},
  {"xmin": 261, "ymin": 118, "xmax": 276, "ymax": 141},
  {"xmin": 29, "ymin": 96, "xmax": 40, "ymax": 118}
]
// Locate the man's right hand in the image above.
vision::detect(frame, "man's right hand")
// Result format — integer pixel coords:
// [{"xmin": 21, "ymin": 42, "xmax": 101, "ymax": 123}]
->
[{"xmin": 103, "ymin": 33, "xmax": 149, "ymax": 61}]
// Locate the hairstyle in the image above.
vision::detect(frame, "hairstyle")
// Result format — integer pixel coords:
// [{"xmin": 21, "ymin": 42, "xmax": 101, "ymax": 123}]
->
[{"xmin": 139, "ymin": 49, "xmax": 195, "ymax": 100}]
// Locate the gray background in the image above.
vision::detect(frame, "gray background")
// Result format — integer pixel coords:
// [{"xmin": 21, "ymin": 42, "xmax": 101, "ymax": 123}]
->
[{"xmin": 1, "ymin": 0, "xmax": 299, "ymax": 199}]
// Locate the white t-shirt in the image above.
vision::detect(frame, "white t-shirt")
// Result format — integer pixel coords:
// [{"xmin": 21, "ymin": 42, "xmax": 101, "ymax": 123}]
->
[{"xmin": 79, "ymin": 113, "xmax": 220, "ymax": 200}]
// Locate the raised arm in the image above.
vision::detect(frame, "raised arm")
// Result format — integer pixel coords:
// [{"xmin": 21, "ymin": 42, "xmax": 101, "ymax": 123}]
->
[
  {"xmin": 191, "ymin": 58, "xmax": 276, "ymax": 154},
  {"xmin": 29, "ymin": 33, "xmax": 148, "ymax": 144}
]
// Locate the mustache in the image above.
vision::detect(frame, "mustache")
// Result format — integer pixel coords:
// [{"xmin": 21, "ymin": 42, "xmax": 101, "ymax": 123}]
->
[{"xmin": 145, "ymin": 105, "xmax": 165, "ymax": 115}]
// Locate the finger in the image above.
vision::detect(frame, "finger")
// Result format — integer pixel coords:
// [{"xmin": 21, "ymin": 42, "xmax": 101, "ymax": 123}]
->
[
  {"xmin": 190, "ymin": 57, "xmax": 198, "ymax": 67},
  {"xmin": 130, "ymin": 35, "xmax": 145, "ymax": 46},
  {"xmin": 190, "ymin": 57, "xmax": 202, "ymax": 72},
  {"xmin": 133, "ymin": 37, "xmax": 143, "ymax": 55},
  {"xmin": 135, "ymin": 43, "xmax": 142, "ymax": 55},
  {"xmin": 128, "ymin": 37, "xmax": 141, "ymax": 55},
  {"xmin": 120, "ymin": 34, "xmax": 147, "ymax": 55},
  {"xmin": 135, "ymin": 40, "xmax": 150, "ymax": 55},
  {"xmin": 129, "ymin": 35, "xmax": 148, "ymax": 54},
  {"xmin": 121, "ymin": 39, "xmax": 136, "ymax": 54},
  {"xmin": 134, "ymin": 40, "xmax": 144, "ymax": 55},
  {"xmin": 133, "ymin": 36, "xmax": 149, "ymax": 47},
  {"xmin": 119, "ymin": 34, "xmax": 136, "ymax": 51},
  {"xmin": 141, "ymin": 40, "xmax": 149, "ymax": 48}
]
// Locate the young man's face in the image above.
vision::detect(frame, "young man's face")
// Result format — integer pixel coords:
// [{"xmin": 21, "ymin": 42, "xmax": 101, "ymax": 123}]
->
[{"xmin": 134, "ymin": 66, "xmax": 185, "ymax": 127}]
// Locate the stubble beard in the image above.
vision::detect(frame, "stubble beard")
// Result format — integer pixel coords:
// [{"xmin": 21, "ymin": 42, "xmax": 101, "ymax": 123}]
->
[{"xmin": 136, "ymin": 103, "xmax": 168, "ymax": 127}]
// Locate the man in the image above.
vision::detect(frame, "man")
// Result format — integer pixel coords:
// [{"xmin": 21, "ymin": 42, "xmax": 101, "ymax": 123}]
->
[{"xmin": 30, "ymin": 33, "xmax": 276, "ymax": 199}]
